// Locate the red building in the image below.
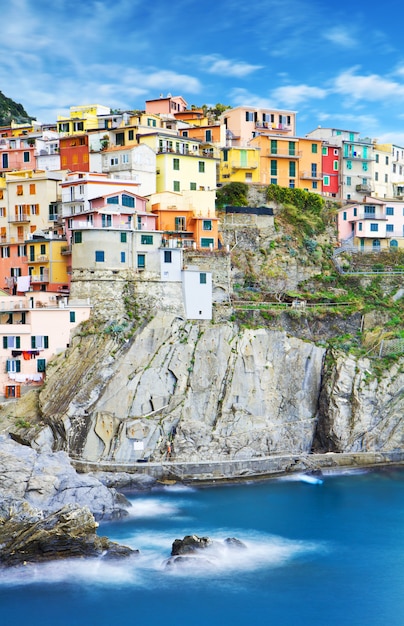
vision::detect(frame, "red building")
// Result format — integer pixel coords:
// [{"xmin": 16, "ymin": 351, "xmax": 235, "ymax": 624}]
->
[
  {"xmin": 59, "ymin": 134, "xmax": 90, "ymax": 172},
  {"xmin": 321, "ymin": 143, "xmax": 341, "ymax": 198}
]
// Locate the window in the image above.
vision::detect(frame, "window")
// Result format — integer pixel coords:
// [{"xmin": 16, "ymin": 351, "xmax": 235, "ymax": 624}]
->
[
  {"xmin": 385, "ymin": 174, "xmax": 388, "ymax": 183},
  {"xmin": 120, "ymin": 232, "xmax": 127, "ymax": 243},
  {"xmin": 3, "ymin": 336, "xmax": 21, "ymax": 349},
  {"xmin": 205, "ymin": 130, "xmax": 212, "ymax": 142},
  {"xmin": 2, "ymin": 153, "xmax": 8, "ymax": 168},
  {"xmin": 17, "ymin": 245, "xmax": 26, "ymax": 257},
  {"xmin": 270, "ymin": 178, "xmax": 277, "ymax": 185},
  {"xmin": 343, "ymin": 212, "xmax": 347, "ymax": 221},
  {"xmin": 102, "ymin": 215, "xmax": 112, "ymax": 228},
  {"xmin": 146, "ymin": 119, "xmax": 156, "ymax": 127},
  {"xmin": 322, "ymin": 147, "xmax": 328, "ymax": 156},
  {"xmin": 110, "ymin": 157, "xmax": 118, "ymax": 166},
  {"xmin": 95, "ymin": 250, "xmax": 105, "ymax": 262},
  {"xmin": 128, "ymin": 130, "xmax": 134, "ymax": 140},
  {"xmin": 74, "ymin": 231, "xmax": 82, "ymax": 244},
  {"xmin": 173, "ymin": 158, "xmax": 180, "ymax": 170},
  {"xmin": 6, "ymin": 359, "xmax": 20, "ymax": 373},
  {"xmin": 107, "ymin": 195, "xmax": 119, "ymax": 204},
  {"xmin": 333, "ymin": 160, "xmax": 339, "ymax": 171},
  {"xmin": 200, "ymin": 273, "xmax": 207, "ymax": 284},
  {"xmin": 353, "ymin": 207, "xmax": 357, "ymax": 216},
  {"xmin": 201, "ymin": 237, "xmax": 214, "ymax": 248},
  {"xmin": 311, "ymin": 143, "xmax": 318, "ymax": 153},
  {"xmin": 29, "ymin": 184, "xmax": 36, "ymax": 195},
  {"xmin": 141, "ymin": 234, "xmax": 153, "ymax": 245},
  {"xmin": 245, "ymin": 111, "xmax": 254, "ymax": 121},
  {"xmin": 270, "ymin": 160, "xmax": 277, "ymax": 176},
  {"xmin": 358, "ymin": 222, "xmax": 363, "ymax": 231},
  {"xmin": 323, "ymin": 175, "xmax": 330, "ymax": 186},
  {"xmin": 289, "ymin": 162, "xmax": 296, "ymax": 177},
  {"xmin": 182, "ymin": 131, "xmax": 188, "ymax": 137},
  {"xmin": 347, "ymin": 160, "xmax": 352, "ymax": 170},
  {"xmin": 69, "ymin": 311, "xmax": 76, "ymax": 323},
  {"xmin": 122, "ymin": 154, "xmax": 129, "ymax": 164},
  {"xmin": 40, "ymin": 244, "xmax": 46, "ymax": 255},
  {"xmin": 190, "ymin": 182, "xmax": 197, "ymax": 190},
  {"xmin": 17, "ymin": 185, "xmax": 23, "ymax": 196},
  {"xmin": 289, "ymin": 142, "xmax": 296, "ymax": 156},
  {"xmin": 312, "ymin": 181, "xmax": 318, "ymax": 189},
  {"xmin": 30, "ymin": 204, "xmax": 39, "ymax": 215},
  {"xmin": 164, "ymin": 250, "xmax": 172, "ymax": 263},
  {"xmin": 223, "ymin": 149, "xmax": 228, "ymax": 162},
  {"xmin": 137, "ymin": 253, "xmax": 145, "ymax": 269},
  {"xmin": 375, "ymin": 154, "xmax": 379, "ymax": 163},
  {"xmin": 31, "ymin": 335, "xmax": 49, "ymax": 349},
  {"xmin": 121, "ymin": 251, "xmax": 126, "ymax": 263},
  {"xmin": 245, "ymin": 172, "xmax": 252, "ymax": 182},
  {"xmin": 289, "ymin": 180, "xmax": 295, "ymax": 188},
  {"xmin": 375, "ymin": 172, "xmax": 379, "ymax": 181},
  {"xmin": 203, "ymin": 220, "xmax": 212, "ymax": 231},
  {"xmin": 270, "ymin": 140, "xmax": 277, "ymax": 154},
  {"xmin": 386, "ymin": 156, "xmax": 389, "ymax": 165},
  {"xmin": 175, "ymin": 217, "xmax": 186, "ymax": 231},
  {"xmin": 115, "ymin": 132, "xmax": 124, "ymax": 146},
  {"xmin": 37, "ymin": 359, "xmax": 46, "ymax": 373},
  {"xmin": 23, "ymin": 151, "xmax": 30, "ymax": 162},
  {"xmin": 173, "ymin": 181, "xmax": 180, "ymax": 192},
  {"xmin": 122, "ymin": 194, "xmax": 135, "ymax": 207},
  {"xmin": 386, "ymin": 207, "xmax": 394, "ymax": 215},
  {"xmin": 386, "ymin": 224, "xmax": 394, "ymax": 232},
  {"xmin": 370, "ymin": 224, "xmax": 379, "ymax": 232},
  {"xmin": 198, "ymin": 161, "xmax": 205, "ymax": 173}
]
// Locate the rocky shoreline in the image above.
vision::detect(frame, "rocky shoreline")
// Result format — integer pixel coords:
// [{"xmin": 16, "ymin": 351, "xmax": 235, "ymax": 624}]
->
[{"xmin": 1, "ymin": 434, "xmax": 403, "ymax": 568}]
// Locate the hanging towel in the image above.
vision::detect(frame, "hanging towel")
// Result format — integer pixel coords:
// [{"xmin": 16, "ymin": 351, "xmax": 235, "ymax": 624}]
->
[{"xmin": 17, "ymin": 276, "xmax": 31, "ymax": 292}]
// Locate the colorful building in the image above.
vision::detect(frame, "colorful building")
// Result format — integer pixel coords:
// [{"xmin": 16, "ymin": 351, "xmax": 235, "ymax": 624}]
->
[
  {"xmin": 57, "ymin": 104, "xmax": 111, "ymax": 135},
  {"xmin": 220, "ymin": 106, "xmax": 296, "ymax": 147},
  {"xmin": 219, "ymin": 146, "xmax": 260, "ymax": 184},
  {"xmin": 338, "ymin": 198, "xmax": 404, "ymax": 250}
]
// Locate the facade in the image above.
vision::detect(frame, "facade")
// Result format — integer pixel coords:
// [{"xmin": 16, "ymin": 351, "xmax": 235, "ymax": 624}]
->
[
  {"xmin": 390, "ymin": 144, "xmax": 404, "ymax": 198},
  {"xmin": 145, "ymin": 95, "xmax": 188, "ymax": 116},
  {"xmin": 149, "ymin": 190, "xmax": 219, "ymax": 249},
  {"xmin": 297, "ymin": 138, "xmax": 323, "ymax": 193},
  {"xmin": 138, "ymin": 132, "xmax": 218, "ymax": 193},
  {"xmin": 59, "ymin": 134, "xmax": 90, "ymax": 172},
  {"xmin": 219, "ymin": 146, "xmax": 260, "ymax": 185},
  {"xmin": 338, "ymin": 198, "xmax": 404, "ymax": 250},
  {"xmin": 220, "ymin": 106, "xmax": 296, "ymax": 147},
  {"xmin": 182, "ymin": 269, "xmax": 212, "ymax": 320},
  {"xmin": 321, "ymin": 142, "xmax": 341, "ymax": 198},
  {"xmin": 372, "ymin": 144, "xmax": 392, "ymax": 199},
  {"xmin": 57, "ymin": 104, "xmax": 111, "ymax": 135},
  {"xmin": 0, "ymin": 290, "xmax": 91, "ymax": 399},
  {"xmin": 306, "ymin": 128, "xmax": 374, "ymax": 201},
  {"xmin": 0, "ymin": 134, "xmax": 35, "ymax": 174},
  {"xmin": 101, "ymin": 144, "xmax": 157, "ymax": 195}
]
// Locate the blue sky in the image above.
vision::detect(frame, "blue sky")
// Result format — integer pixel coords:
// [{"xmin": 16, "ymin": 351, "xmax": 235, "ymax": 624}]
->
[{"xmin": 3, "ymin": 0, "xmax": 404, "ymax": 143}]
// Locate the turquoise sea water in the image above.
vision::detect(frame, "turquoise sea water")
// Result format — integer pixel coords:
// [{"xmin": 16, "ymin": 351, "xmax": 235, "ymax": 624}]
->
[{"xmin": 1, "ymin": 467, "xmax": 403, "ymax": 626}]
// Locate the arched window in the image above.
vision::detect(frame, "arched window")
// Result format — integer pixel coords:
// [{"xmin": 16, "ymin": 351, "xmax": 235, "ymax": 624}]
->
[
  {"xmin": 390, "ymin": 239, "xmax": 398, "ymax": 248},
  {"xmin": 372, "ymin": 239, "xmax": 380, "ymax": 250}
]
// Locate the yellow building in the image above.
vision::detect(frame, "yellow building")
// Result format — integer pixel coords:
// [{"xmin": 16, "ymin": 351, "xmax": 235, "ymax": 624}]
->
[
  {"xmin": 250, "ymin": 135, "xmax": 300, "ymax": 187},
  {"xmin": 26, "ymin": 237, "xmax": 69, "ymax": 292},
  {"xmin": 3, "ymin": 170, "xmax": 64, "ymax": 244},
  {"xmin": 296, "ymin": 138, "xmax": 323, "ymax": 194},
  {"xmin": 57, "ymin": 104, "xmax": 111, "ymax": 135},
  {"xmin": 219, "ymin": 146, "xmax": 260, "ymax": 184},
  {"xmin": 139, "ymin": 132, "xmax": 218, "ymax": 193}
]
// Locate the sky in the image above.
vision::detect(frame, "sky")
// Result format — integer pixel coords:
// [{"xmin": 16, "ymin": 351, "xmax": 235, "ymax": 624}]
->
[{"xmin": 2, "ymin": 0, "xmax": 404, "ymax": 143}]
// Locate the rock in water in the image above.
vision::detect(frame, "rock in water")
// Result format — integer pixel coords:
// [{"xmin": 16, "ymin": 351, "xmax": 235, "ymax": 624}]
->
[
  {"xmin": 0, "ymin": 500, "xmax": 136, "ymax": 567},
  {"xmin": 171, "ymin": 534, "xmax": 213, "ymax": 556}
]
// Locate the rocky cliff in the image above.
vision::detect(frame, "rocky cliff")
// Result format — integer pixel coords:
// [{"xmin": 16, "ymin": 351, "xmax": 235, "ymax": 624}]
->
[{"xmin": 6, "ymin": 313, "xmax": 403, "ymax": 466}]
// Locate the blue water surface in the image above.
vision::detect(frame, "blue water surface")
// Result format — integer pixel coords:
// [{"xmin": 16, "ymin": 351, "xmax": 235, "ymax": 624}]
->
[{"xmin": 1, "ymin": 467, "xmax": 403, "ymax": 626}]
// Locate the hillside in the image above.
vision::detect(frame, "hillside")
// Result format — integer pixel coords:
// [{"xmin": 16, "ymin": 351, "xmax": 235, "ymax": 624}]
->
[{"xmin": 0, "ymin": 90, "xmax": 32, "ymax": 125}]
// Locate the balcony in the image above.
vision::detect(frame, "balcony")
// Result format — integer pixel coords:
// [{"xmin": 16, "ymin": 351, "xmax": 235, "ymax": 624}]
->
[
  {"xmin": 255, "ymin": 122, "xmax": 292, "ymax": 133},
  {"xmin": 61, "ymin": 245, "xmax": 72, "ymax": 255},
  {"xmin": 24, "ymin": 255, "xmax": 49, "ymax": 264},
  {"xmin": 231, "ymin": 161, "xmax": 258, "ymax": 170},
  {"xmin": 356, "ymin": 184, "xmax": 372, "ymax": 193},
  {"xmin": 265, "ymin": 150, "xmax": 302, "ymax": 159},
  {"xmin": 8, "ymin": 213, "xmax": 30, "ymax": 223},
  {"xmin": 300, "ymin": 171, "xmax": 323, "ymax": 180},
  {"xmin": 31, "ymin": 272, "xmax": 49, "ymax": 283}
]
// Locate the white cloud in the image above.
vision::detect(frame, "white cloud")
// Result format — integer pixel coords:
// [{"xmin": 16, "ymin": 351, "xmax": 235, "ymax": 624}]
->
[
  {"xmin": 333, "ymin": 68, "xmax": 404, "ymax": 101},
  {"xmin": 229, "ymin": 88, "xmax": 276, "ymax": 109},
  {"xmin": 323, "ymin": 27, "xmax": 357, "ymax": 48},
  {"xmin": 271, "ymin": 84, "xmax": 328, "ymax": 107},
  {"xmin": 200, "ymin": 55, "xmax": 263, "ymax": 77}
]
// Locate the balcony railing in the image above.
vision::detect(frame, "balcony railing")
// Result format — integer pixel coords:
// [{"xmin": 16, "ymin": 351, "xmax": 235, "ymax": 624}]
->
[
  {"xmin": 300, "ymin": 171, "xmax": 323, "ymax": 180},
  {"xmin": 255, "ymin": 122, "xmax": 292, "ymax": 132},
  {"xmin": 31, "ymin": 272, "xmax": 49, "ymax": 283},
  {"xmin": 8, "ymin": 213, "xmax": 30, "ymax": 223},
  {"xmin": 231, "ymin": 161, "xmax": 258, "ymax": 169},
  {"xmin": 355, "ymin": 184, "xmax": 372, "ymax": 193},
  {"xmin": 265, "ymin": 150, "xmax": 302, "ymax": 159}
]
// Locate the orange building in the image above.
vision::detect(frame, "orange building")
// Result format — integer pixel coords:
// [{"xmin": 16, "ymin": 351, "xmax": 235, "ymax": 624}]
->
[{"xmin": 59, "ymin": 134, "xmax": 90, "ymax": 172}]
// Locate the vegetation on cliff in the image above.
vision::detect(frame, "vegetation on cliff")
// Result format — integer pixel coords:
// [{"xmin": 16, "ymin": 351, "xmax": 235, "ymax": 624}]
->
[{"xmin": 0, "ymin": 90, "xmax": 33, "ymax": 125}]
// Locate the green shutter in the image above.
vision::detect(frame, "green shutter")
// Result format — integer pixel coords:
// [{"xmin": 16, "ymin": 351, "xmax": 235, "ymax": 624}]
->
[
  {"xmin": 16, "ymin": 337, "xmax": 20, "ymax": 349},
  {"xmin": 3, "ymin": 337, "xmax": 7, "ymax": 349},
  {"xmin": 44, "ymin": 336, "xmax": 49, "ymax": 349},
  {"xmin": 31, "ymin": 336, "xmax": 36, "ymax": 349},
  {"xmin": 16, "ymin": 360, "xmax": 21, "ymax": 373}
]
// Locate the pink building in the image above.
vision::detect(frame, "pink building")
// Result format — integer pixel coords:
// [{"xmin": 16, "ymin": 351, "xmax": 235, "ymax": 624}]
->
[
  {"xmin": 0, "ymin": 290, "xmax": 91, "ymax": 398},
  {"xmin": 0, "ymin": 136, "xmax": 35, "ymax": 173},
  {"xmin": 338, "ymin": 198, "xmax": 404, "ymax": 250},
  {"xmin": 145, "ymin": 95, "xmax": 188, "ymax": 116}
]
